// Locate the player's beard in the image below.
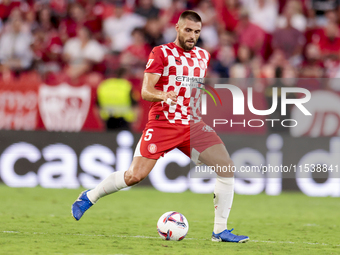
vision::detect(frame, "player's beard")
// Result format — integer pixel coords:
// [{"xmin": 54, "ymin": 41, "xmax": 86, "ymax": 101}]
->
[{"xmin": 178, "ymin": 34, "xmax": 196, "ymax": 51}]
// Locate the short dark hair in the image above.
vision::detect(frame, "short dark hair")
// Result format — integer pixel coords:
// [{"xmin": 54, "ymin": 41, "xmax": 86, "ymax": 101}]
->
[{"xmin": 179, "ymin": 10, "xmax": 202, "ymax": 23}]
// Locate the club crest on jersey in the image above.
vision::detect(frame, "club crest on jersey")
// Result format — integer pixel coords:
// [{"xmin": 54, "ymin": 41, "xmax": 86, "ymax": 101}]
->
[
  {"xmin": 198, "ymin": 59, "xmax": 206, "ymax": 70},
  {"xmin": 148, "ymin": 143, "xmax": 157, "ymax": 154}
]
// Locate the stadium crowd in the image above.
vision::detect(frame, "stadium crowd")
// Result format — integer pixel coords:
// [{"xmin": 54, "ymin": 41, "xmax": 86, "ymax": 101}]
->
[{"xmin": 0, "ymin": 0, "xmax": 339, "ymax": 130}]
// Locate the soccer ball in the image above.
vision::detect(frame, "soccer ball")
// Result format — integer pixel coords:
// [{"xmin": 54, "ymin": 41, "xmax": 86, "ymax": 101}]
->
[{"xmin": 157, "ymin": 211, "xmax": 189, "ymax": 241}]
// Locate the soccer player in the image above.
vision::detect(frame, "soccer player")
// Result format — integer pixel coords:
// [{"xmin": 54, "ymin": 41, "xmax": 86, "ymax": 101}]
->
[{"xmin": 72, "ymin": 10, "xmax": 249, "ymax": 243}]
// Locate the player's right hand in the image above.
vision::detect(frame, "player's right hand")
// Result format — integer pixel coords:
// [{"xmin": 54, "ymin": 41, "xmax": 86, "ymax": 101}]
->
[{"xmin": 164, "ymin": 91, "xmax": 177, "ymax": 106}]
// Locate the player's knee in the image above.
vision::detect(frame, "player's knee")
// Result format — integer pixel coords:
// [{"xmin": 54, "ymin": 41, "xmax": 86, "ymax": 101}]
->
[
  {"xmin": 215, "ymin": 158, "xmax": 235, "ymax": 177},
  {"xmin": 125, "ymin": 169, "xmax": 147, "ymax": 186},
  {"xmin": 129, "ymin": 174, "xmax": 145, "ymax": 185}
]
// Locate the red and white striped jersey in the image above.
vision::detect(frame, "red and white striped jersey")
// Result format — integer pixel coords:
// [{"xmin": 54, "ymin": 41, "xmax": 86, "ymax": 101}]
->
[{"xmin": 144, "ymin": 42, "xmax": 210, "ymax": 125}]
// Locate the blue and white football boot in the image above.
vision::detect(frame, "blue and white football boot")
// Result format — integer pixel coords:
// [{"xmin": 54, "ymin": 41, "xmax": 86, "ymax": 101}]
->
[
  {"xmin": 212, "ymin": 228, "xmax": 249, "ymax": 243},
  {"xmin": 71, "ymin": 190, "xmax": 93, "ymax": 221}
]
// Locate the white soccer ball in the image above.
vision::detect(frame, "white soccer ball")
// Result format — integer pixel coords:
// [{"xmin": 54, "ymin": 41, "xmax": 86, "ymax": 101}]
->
[{"xmin": 157, "ymin": 211, "xmax": 189, "ymax": 241}]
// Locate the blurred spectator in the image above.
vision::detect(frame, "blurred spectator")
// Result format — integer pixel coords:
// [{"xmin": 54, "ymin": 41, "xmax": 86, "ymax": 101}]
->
[
  {"xmin": 36, "ymin": 6, "xmax": 59, "ymax": 32},
  {"xmin": 211, "ymin": 31, "xmax": 236, "ymax": 78},
  {"xmin": 78, "ymin": 0, "xmax": 106, "ymax": 20},
  {"xmin": 0, "ymin": 0, "xmax": 21, "ymax": 22},
  {"xmin": 0, "ymin": 18, "xmax": 33, "ymax": 73},
  {"xmin": 24, "ymin": 7, "xmax": 39, "ymax": 32},
  {"xmin": 272, "ymin": 12, "xmax": 305, "ymax": 66},
  {"xmin": 268, "ymin": 49, "xmax": 289, "ymax": 68},
  {"xmin": 153, "ymin": 0, "xmax": 172, "ymax": 10},
  {"xmin": 49, "ymin": 0, "xmax": 68, "ymax": 17},
  {"xmin": 318, "ymin": 21, "xmax": 340, "ymax": 60},
  {"xmin": 229, "ymin": 64, "xmax": 248, "ymax": 82},
  {"xmin": 229, "ymin": 45, "xmax": 255, "ymax": 80},
  {"xmin": 299, "ymin": 43, "xmax": 324, "ymax": 78},
  {"xmin": 243, "ymin": 0, "xmax": 278, "ymax": 33},
  {"xmin": 324, "ymin": 10, "xmax": 339, "ymax": 25},
  {"xmin": 31, "ymin": 27, "xmax": 63, "ymax": 75},
  {"xmin": 277, "ymin": 0, "xmax": 307, "ymax": 32},
  {"xmin": 62, "ymin": 26, "xmax": 105, "ymax": 79},
  {"xmin": 281, "ymin": 63, "xmax": 296, "ymax": 79},
  {"xmin": 250, "ymin": 54, "xmax": 263, "ymax": 78},
  {"xmin": 311, "ymin": 0, "xmax": 339, "ymax": 26},
  {"xmin": 319, "ymin": 21, "xmax": 340, "ymax": 81},
  {"xmin": 217, "ymin": 0, "xmax": 240, "ymax": 32},
  {"xmin": 144, "ymin": 17, "xmax": 166, "ymax": 48},
  {"xmin": 235, "ymin": 8, "xmax": 265, "ymax": 55},
  {"xmin": 59, "ymin": 3, "xmax": 85, "ymax": 42},
  {"xmin": 2, "ymin": 7, "xmax": 31, "ymax": 34},
  {"xmin": 134, "ymin": 0, "xmax": 160, "ymax": 19},
  {"xmin": 194, "ymin": 0, "xmax": 219, "ymax": 50},
  {"xmin": 159, "ymin": 0, "xmax": 187, "ymax": 42},
  {"xmin": 30, "ymin": 6, "xmax": 63, "ymax": 75},
  {"xmin": 103, "ymin": 2, "xmax": 146, "ymax": 53},
  {"xmin": 59, "ymin": 2, "xmax": 102, "ymax": 43},
  {"xmin": 80, "ymin": 0, "xmax": 104, "ymax": 41},
  {"xmin": 86, "ymin": 1, "xmax": 113, "ymax": 40},
  {"xmin": 120, "ymin": 28, "xmax": 152, "ymax": 72},
  {"xmin": 306, "ymin": 6, "xmax": 318, "ymax": 30},
  {"xmin": 260, "ymin": 63, "xmax": 275, "ymax": 78},
  {"xmin": 97, "ymin": 68, "xmax": 138, "ymax": 130}
]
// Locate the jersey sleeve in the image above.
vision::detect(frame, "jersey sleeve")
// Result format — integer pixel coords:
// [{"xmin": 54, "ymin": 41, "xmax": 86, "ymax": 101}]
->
[
  {"xmin": 207, "ymin": 51, "xmax": 211, "ymax": 68},
  {"xmin": 144, "ymin": 46, "xmax": 164, "ymax": 75}
]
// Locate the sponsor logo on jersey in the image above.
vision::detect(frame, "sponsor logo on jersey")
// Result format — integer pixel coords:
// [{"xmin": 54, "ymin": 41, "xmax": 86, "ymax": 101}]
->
[
  {"xmin": 175, "ymin": 76, "xmax": 204, "ymax": 84},
  {"xmin": 175, "ymin": 76, "xmax": 204, "ymax": 89}
]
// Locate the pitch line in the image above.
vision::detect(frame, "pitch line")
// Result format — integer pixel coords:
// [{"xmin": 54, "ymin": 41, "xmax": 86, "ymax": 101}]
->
[{"xmin": 2, "ymin": 231, "xmax": 339, "ymax": 247}]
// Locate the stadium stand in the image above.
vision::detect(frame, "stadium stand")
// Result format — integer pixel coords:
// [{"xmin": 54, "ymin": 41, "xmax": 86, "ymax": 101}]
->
[{"xmin": 0, "ymin": 0, "xmax": 340, "ymax": 132}]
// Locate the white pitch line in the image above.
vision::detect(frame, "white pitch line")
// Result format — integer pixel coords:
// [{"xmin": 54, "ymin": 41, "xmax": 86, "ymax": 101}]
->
[
  {"xmin": 251, "ymin": 240, "xmax": 338, "ymax": 246},
  {"xmin": 2, "ymin": 231, "xmax": 339, "ymax": 247}
]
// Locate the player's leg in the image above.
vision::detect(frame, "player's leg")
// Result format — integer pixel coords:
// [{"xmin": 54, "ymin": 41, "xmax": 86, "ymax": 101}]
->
[
  {"xmin": 198, "ymin": 143, "xmax": 249, "ymax": 243},
  {"xmin": 71, "ymin": 156, "xmax": 157, "ymax": 221},
  {"xmin": 72, "ymin": 121, "xmax": 180, "ymax": 221},
  {"xmin": 198, "ymin": 144, "xmax": 234, "ymax": 233},
  {"xmin": 88, "ymin": 156, "xmax": 157, "ymax": 200}
]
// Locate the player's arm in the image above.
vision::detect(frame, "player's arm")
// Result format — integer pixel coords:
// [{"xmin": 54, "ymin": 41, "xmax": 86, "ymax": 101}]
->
[
  {"xmin": 142, "ymin": 46, "xmax": 177, "ymax": 105},
  {"xmin": 141, "ymin": 73, "xmax": 177, "ymax": 105}
]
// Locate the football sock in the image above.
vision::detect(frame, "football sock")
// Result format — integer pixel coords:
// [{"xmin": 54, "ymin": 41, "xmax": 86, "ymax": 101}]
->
[
  {"xmin": 87, "ymin": 171, "xmax": 127, "ymax": 204},
  {"xmin": 213, "ymin": 176, "xmax": 234, "ymax": 234}
]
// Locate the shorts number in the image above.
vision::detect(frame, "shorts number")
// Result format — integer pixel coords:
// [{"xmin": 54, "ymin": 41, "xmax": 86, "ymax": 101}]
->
[{"xmin": 144, "ymin": 129, "xmax": 154, "ymax": 141}]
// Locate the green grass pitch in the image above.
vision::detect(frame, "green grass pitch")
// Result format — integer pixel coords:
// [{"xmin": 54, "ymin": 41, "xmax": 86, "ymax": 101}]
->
[{"xmin": 0, "ymin": 185, "xmax": 339, "ymax": 255}]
